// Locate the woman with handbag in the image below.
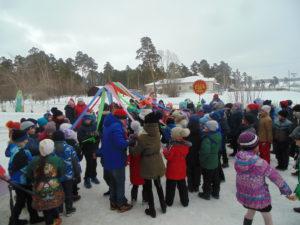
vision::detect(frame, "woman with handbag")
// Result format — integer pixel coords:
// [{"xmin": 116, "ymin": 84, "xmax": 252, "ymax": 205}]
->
[{"xmin": 27, "ymin": 139, "xmax": 65, "ymax": 225}]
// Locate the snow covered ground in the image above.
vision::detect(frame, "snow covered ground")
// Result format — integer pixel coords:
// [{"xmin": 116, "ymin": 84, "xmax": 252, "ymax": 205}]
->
[{"xmin": 0, "ymin": 91, "xmax": 300, "ymax": 225}]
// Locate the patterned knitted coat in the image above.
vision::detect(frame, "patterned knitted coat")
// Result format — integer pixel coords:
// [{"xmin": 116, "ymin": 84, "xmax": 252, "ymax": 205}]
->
[{"xmin": 235, "ymin": 151, "xmax": 292, "ymax": 209}]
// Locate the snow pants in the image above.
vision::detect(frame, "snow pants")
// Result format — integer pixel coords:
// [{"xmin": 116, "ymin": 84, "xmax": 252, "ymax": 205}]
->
[
  {"xmin": 83, "ymin": 149, "xmax": 97, "ymax": 179},
  {"xmin": 274, "ymin": 141, "xmax": 290, "ymax": 169},
  {"xmin": 202, "ymin": 168, "xmax": 220, "ymax": 197},
  {"xmin": 165, "ymin": 179, "xmax": 189, "ymax": 207},
  {"xmin": 187, "ymin": 162, "xmax": 201, "ymax": 192}
]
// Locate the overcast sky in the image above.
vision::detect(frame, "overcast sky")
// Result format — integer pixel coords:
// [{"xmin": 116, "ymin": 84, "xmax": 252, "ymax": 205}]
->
[{"xmin": 0, "ymin": 0, "xmax": 299, "ymax": 78}]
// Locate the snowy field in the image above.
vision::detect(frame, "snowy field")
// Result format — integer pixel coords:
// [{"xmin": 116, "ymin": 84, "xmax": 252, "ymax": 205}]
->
[{"xmin": 0, "ymin": 90, "xmax": 300, "ymax": 225}]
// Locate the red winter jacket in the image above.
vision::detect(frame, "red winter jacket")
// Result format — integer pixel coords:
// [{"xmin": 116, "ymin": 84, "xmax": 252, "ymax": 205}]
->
[
  {"xmin": 75, "ymin": 103, "xmax": 87, "ymax": 118},
  {"xmin": 129, "ymin": 154, "xmax": 144, "ymax": 185},
  {"xmin": 163, "ymin": 141, "xmax": 190, "ymax": 180}
]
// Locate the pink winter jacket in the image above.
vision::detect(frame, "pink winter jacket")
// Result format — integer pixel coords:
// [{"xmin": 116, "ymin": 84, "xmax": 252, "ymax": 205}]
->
[{"xmin": 235, "ymin": 151, "xmax": 292, "ymax": 209}]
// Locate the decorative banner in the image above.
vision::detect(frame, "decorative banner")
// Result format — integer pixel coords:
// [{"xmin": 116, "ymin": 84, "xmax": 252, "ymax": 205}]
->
[
  {"xmin": 97, "ymin": 90, "xmax": 107, "ymax": 130},
  {"xmin": 115, "ymin": 82, "xmax": 141, "ymax": 101},
  {"xmin": 193, "ymin": 80, "xmax": 207, "ymax": 95}
]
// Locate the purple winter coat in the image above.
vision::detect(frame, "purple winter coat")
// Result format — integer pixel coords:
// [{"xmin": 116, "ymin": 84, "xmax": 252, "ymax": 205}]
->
[{"xmin": 235, "ymin": 151, "xmax": 292, "ymax": 209}]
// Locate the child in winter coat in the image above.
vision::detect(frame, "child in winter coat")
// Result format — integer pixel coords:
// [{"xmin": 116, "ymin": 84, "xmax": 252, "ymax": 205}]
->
[
  {"xmin": 27, "ymin": 139, "xmax": 65, "ymax": 225},
  {"xmin": 77, "ymin": 114, "xmax": 100, "ymax": 189},
  {"xmin": 163, "ymin": 127, "xmax": 190, "ymax": 207},
  {"xmin": 8, "ymin": 129, "xmax": 44, "ymax": 225},
  {"xmin": 161, "ymin": 117, "xmax": 176, "ymax": 145},
  {"xmin": 128, "ymin": 121, "xmax": 147, "ymax": 203},
  {"xmin": 235, "ymin": 132, "xmax": 293, "ymax": 225},
  {"xmin": 273, "ymin": 110, "xmax": 293, "ymax": 170},
  {"xmin": 52, "ymin": 130, "xmax": 81, "ymax": 215},
  {"xmin": 198, "ymin": 120, "xmax": 222, "ymax": 200},
  {"xmin": 5, "ymin": 121, "xmax": 20, "ymax": 158},
  {"xmin": 20, "ymin": 120, "xmax": 40, "ymax": 156}
]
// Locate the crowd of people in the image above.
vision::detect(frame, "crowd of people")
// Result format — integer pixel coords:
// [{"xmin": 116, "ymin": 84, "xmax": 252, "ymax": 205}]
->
[{"xmin": 1, "ymin": 94, "xmax": 300, "ymax": 225}]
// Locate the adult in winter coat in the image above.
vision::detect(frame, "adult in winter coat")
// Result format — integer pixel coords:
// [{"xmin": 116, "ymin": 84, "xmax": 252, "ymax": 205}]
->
[
  {"xmin": 100, "ymin": 109, "xmax": 132, "ymax": 212},
  {"xmin": 187, "ymin": 116, "xmax": 202, "ymax": 192},
  {"xmin": 53, "ymin": 130, "xmax": 80, "ymax": 215},
  {"xmin": 240, "ymin": 113, "xmax": 256, "ymax": 134},
  {"xmin": 20, "ymin": 121, "xmax": 40, "ymax": 156},
  {"xmin": 228, "ymin": 103, "xmax": 243, "ymax": 157},
  {"xmin": 77, "ymin": 114, "xmax": 100, "ymax": 189},
  {"xmin": 258, "ymin": 105, "xmax": 273, "ymax": 164},
  {"xmin": 130, "ymin": 112, "xmax": 166, "ymax": 218},
  {"xmin": 280, "ymin": 100, "xmax": 294, "ymax": 122},
  {"xmin": 64, "ymin": 98, "xmax": 76, "ymax": 124},
  {"xmin": 235, "ymin": 132, "xmax": 292, "ymax": 225},
  {"xmin": 198, "ymin": 120, "xmax": 222, "ymax": 200},
  {"xmin": 8, "ymin": 130, "xmax": 44, "ymax": 225},
  {"xmin": 273, "ymin": 110, "xmax": 293, "ymax": 170},
  {"xmin": 163, "ymin": 127, "xmax": 190, "ymax": 207},
  {"xmin": 27, "ymin": 139, "xmax": 65, "ymax": 225}
]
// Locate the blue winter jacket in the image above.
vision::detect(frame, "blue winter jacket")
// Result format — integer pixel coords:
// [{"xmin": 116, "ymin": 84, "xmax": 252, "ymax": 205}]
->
[
  {"xmin": 8, "ymin": 147, "xmax": 33, "ymax": 185},
  {"xmin": 26, "ymin": 136, "xmax": 40, "ymax": 156},
  {"xmin": 100, "ymin": 113, "xmax": 129, "ymax": 171},
  {"xmin": 5, "ymin": 143, "xmax": 18, "ymax": 158},
  {"xmin": 161, "ymin": 123, "xmax": 176, "ymax": 144},
  {"xmin": 54, "ymin": 141, "xmax": 81, "ymax": 181}
]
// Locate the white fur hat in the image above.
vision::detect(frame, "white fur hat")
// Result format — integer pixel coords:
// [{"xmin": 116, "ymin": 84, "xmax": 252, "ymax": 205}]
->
[
  {"xmin": 130, "ymin": 120, "xmax": 142, "ymax": 134},
  {"xmin": 261, "ymin": 105, "xmax": 271, "ymax": 114},
  {"xmin": 139, "ymin": 108, "xmax": 152, "ymax": 121},
  {"xmin": 39, "ymin": 139, "xmax": 54, "ymax": 157},
  {"xmin": 171, "ymin": 127, "xmax": 190, "ymax": 139},
  {"xmin": 205, "ymin": 120, "xmax": 219, "ymax": 132},
  {"xmin": 59, "ymin": 123, "xmax": 72, "ymax": 132}
]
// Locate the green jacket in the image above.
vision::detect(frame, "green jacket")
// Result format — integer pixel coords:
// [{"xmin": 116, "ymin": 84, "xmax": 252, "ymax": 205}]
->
[
  {"xmin": 295, "ymin": 148, "xmax": 300, "ymax": 199},
  {"xmin": 27, "ymin": 154, "xmax": 65, "ymax": 211},
  {"xmin": 199, "ymin": 132, "xmax": 222, "ymax": 170}
]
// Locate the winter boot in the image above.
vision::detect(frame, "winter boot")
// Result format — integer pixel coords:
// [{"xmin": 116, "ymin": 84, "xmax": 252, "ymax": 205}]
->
[
  {"xmin": 84, "ymin": 178, "xmax": 92, "ymax": 189},
  {"xmin": 91, "ymin": 177, "xmax": 100, "ymax": 184},
  {"xmin": 117, "ymin": 203, "xmax": 133, "ymax": 213},
  {"xmin": 243, "ymin": 218, "xmax": 253, "ymax": 225},
  {"xmin": 198, "ymin": 192, "xmax": 210, "ymax": 200},
  {"xmin": 73, "ymin": 195, "xmax": 81, "ymax": 202},
  {"xmin": 294, "ymin": 207, "xmax": 300, "ymax": 213},
  {"xmin": 9, "ymin": 218, "xmax": 28, "ymax": 225},
  {"xmin": 145, "ymin": 208, "xmax": 156, "ymax": 218},
  {"xmin": 103, "ymin": 190, "xmax": 110, "ymax": 196},
  {"xmin": 53, "ymin": 217, "xmax": 62, "ymax": 225},
  {"xmin": 29, "ymin": 215, "xmax": 44, "ymax": 224},
  {"xmin": 66, "ymin": 204, "xmax": 76, "ymax": 215},
  {"xmin": 110, "ymin": 202, "xmax": 118, "ymax": 211}
]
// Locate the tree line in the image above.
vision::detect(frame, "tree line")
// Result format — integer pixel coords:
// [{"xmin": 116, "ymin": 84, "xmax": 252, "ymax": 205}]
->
[{"xmin": 0, "ymin": 36, "xmax": 255, "ymax": 100}]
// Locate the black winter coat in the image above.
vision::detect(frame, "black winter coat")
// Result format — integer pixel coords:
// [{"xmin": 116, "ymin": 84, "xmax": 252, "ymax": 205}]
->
[{"xmin": 64, "ymin": 105, "xmax": 76, "ymax": 124}]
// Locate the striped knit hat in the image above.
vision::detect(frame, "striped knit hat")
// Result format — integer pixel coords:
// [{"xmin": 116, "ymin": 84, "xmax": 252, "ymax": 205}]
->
[{"xmin": 238, "ymin": 131, "xmax": 259, "ymax": 151}]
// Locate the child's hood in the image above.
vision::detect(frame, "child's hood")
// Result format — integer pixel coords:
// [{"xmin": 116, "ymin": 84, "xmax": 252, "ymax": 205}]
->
[{"xmin": 235, "ymin": 151, "xmax": 259, "ymax": 173}]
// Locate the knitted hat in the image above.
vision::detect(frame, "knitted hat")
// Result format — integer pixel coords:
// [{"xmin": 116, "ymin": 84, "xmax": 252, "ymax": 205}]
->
[
  {"xmin": 289, "ymin": 126, "xmax": 300, "ymax": 140},
  {"xmin": 27, "ymin": 118, "xmax": 37, "ymax": 125},
  {"xmin": 293, "ymin": 104, "xmax": 300, "ymax": 112},
  {"xmin": 52, "ymin": 130, "xmax": 65, "ymax": 142},
  {"xmin": 82, "ymin": 114, "xmax": 94, "ymax": 121},
  {"xmin": 37, "ymin": 117, "xmax": 48, "ymax": 127},
  {"xmin": 254, "ymin": 98, "xmax": 263, "ymax": 106},
  {"xmin": 261, "ymin": 105, "xmax": 271, "ymax": 114},
  {"xmin": 39, "ymin": 139, "xmax": 54, "ymax": 157},
  {"xmin": 243, "ymin": 113, "xmax": 255, "ymax": 125},
  {"xmin": 280, "ymin": 100, "xmax": 289, "ymax": 108},
  {"xmin": 59, "ymin": 123, "xmax": 72, "ymax": 132},
  {"xmin": 139, "ymin": 108, "xmax": 153, "ymax": 121},
  {"xmin": 113, "ymin": 108, "xmax": 127, "ymax": 119},
  {"xmin": 287, "ymin": 100, "xmax": 293, "ymax": 106},
  {"xmin": 278, "ymin": 110, "xmax": 288, "ymax": 118},
  {"xmin": 171, "ymin": 127, "xmax": 190, "ymax": 139},
  {"xmin": 247, "ymin": 103, "xmax": 259, "ymax": 111},
  {"xmin": 45, "ymin": 121, "xmax": 56, "ymax": 134},
  {"xmin": 263, "ymin": 100, "xmax": 272, "ymax": 106},
  {"xmin": 63, "ymin": 129, "xmax": 78, "ymax": 141},
  {"xmin": 11, "ymin": 130, "xmax": 28, "ymax": 143},
  {"xmin": 77, "ymin": 97, "xmax": 84, "ymax": 102},
  {"xmin": 144, "ymin": 111, "xmax": 162, "ymax": 124},
  {"xmin": 205, "ymin": 120, "xmax": 219, "ymax": 132},
  {"xmin": 51, "ymin": 107, "xmax": 63, "ymax": 118},
  {"xmin": 20, "ymin": 121, "xmax": 35, "ymax": 131},
  {"xmin": 6, "ymin": 121, "xmax": 21, "ymax": 130},
  {"xmin": 238, "ymin": 131, "xmax": 259, "ymax": 150}
]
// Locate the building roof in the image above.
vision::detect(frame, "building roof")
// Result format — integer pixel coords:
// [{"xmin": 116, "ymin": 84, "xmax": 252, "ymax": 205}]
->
[{"xmin": 145, "ymin": 75, "xmax": 216, "ymax": 86}]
